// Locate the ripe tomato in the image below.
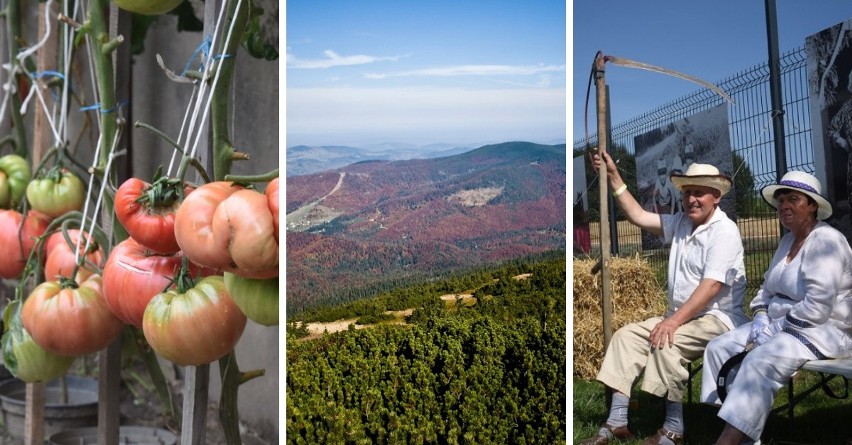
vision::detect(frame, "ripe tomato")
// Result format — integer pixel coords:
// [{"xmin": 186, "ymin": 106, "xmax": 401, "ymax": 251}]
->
[
  {"xmin": 0, "ymin": 210, "xmax": 50, "ymax": 279},
  {"xmin": 112, "ymin": 0, "xmax": 182, "ymax": 15},
  {"xmin": 43, "ymin": 229, "xmax": 103, "ymax": 282},
  {"xmin": 212, "ymin": 189, "xmax": 278, "ymax": 278},
  {"xmin": 21, "ymin": 275, "xmax": 123, "ymax": 357},
  {"xmin": 143, "ymin": 275, "xmax": 247, "ymax": 366},
  {"xmin": 1, "ymin": 302, "xmax": 75, "ymax": 383},
  {"xmin": 0, "ymin": 154, "xmax": 30, "ymax": 209},
  {"xmin": 224, "ymin": 272, "xmax": 278, "ymax": 326},
  {"xmin": 266, "ymin": 178, "xmax": 279, "ymax": 242},
  {"xmin": 115, "ymin": 177, "xmax": 193, "ymax": 254},
  {"xmin": 26, "ymin": 168, "xmax": 86, "ymax": 218},
  {"xmin": 174, "ymin": 181, "xmax": 242, "ymax": 270},
  {"xmin": 102, "ymin": 237, "xmax": 210, "ymax": 328}
]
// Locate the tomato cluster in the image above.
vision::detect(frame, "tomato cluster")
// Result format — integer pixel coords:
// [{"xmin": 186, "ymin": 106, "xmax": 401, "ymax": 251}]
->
[
  {"xmin": 174, "ymin": 180, "xmax": 279, "ymax": 278},
  {"xmin": 111, "ymin": 176, "xmax": 279, "ymax": 363},
  {"xmin": 0, "ymin": 167, "xmax": 279, "ymax": 380},
  {"xmin": 173, "ymin": 179, "xmax": 279, "ymax": 326},
  {"xmin": 0, "ymin": 155, "xmax": 109, "ymax": 381}
]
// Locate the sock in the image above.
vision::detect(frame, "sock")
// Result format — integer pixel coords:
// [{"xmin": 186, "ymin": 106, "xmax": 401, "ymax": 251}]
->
[
  {"xmin": 662, "ymin": 399, "xmax": 684, "ymax": 436},
  {"xmin": 604, "ymin": 392, "xmax": 630, "ymax": 428}
]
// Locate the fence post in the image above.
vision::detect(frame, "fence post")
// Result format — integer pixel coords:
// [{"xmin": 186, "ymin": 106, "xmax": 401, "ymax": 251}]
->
[{"xmin": 765, "ymin": 0, "xmax": 787, "ymax": 179}]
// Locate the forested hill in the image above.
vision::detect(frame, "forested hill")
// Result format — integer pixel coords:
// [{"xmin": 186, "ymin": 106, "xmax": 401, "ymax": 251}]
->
[
  {"xmin": 286, "ymin": 141, "xmax": 567, "ymax": 313},
  {"xmin": 286, "ymin": 255, "xmax": 567, "ymax": 444}
]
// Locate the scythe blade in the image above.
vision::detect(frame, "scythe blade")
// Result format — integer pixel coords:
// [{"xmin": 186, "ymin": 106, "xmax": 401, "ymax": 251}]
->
[{"xmin": 604, "ymin": 55, "xmax": 735, "ymax": 104}]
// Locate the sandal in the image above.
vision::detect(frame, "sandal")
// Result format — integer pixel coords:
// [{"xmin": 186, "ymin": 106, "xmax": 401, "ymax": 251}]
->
[
  {"xmin": 577, "ymin": 423, "xmax": 635, "ymax": 445},
  {"xmin": 641, "ymin": 427, "xmax": 684, "ymax": 445}
]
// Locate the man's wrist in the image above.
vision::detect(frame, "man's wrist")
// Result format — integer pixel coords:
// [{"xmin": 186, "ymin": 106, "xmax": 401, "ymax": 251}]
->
[{"xmin": 612, "ymin": 183, "xmax": 628, "ymax": 197}]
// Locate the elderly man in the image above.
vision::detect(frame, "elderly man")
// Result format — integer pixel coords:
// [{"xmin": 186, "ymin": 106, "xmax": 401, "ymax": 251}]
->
[{"xmin": 579, "ymin": 151, "xmax": 748, "ymax": 445}]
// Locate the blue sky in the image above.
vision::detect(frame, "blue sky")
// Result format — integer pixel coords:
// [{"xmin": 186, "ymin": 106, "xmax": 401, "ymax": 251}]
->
[
  {"xmin": 285, "ymin": 1, "xmax": 567, "ymax": 149},
  {"xmin": 571, "ymin": 1, "xmax": 852, "ymax": 145}
]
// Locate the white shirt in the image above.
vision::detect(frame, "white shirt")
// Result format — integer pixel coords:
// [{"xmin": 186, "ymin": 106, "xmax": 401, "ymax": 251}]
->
[
  {"xmin": 749, "ymin": 221, "xmax": 852, "ymax": 358},
  {"xmin": 661, "ymin": 208, "xmax": 748, "ymax": 330}
]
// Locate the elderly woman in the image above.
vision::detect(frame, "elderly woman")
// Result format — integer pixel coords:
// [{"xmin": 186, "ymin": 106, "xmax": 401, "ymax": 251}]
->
[{"xmin": 700, "ymin": 171, "xmax": 852, "ymax": 445}]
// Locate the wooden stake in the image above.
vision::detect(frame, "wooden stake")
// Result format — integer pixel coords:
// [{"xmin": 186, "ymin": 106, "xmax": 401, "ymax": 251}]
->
[
  {"xmin": 181, "ymin": 365, "xmax": 210, "ymax": 444},
  {"xmin": 23, "ymin": 1, "xmax": 58, "ymax": 443},
  {"xmin": 96, "ymin": 4, "xmax": 129, "ymax": 444},
  {"xmin": 594, "ymin": 53, "xmax": 614, "ymax": 347},
  {"xmin": 180, "ymin": 0, "xmax": 219, "ymax": 442},
  {"xmin": 23, "ymin": 383, "xmax": 44, "ymax": 445}
]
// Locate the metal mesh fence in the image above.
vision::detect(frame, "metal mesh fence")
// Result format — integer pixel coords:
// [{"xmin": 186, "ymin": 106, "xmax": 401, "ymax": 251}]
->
[{"xmin": 573, "ymin": 47, "xmax": 813, "ymax": 293}]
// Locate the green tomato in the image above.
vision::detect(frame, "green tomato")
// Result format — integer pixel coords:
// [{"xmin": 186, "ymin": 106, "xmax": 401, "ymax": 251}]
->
[
  {"xmin": 1, "ymin": 302, "xmax": 74, "ymax": 383},
  {"xmin": 224, "ymin": 272, "xmax": 279, "ymax": 326},
  {"xmin": 0, "ymin": 154, "xmax": 31, "ymax": 209},
  {"xmin": 26, "ymin": 168, "xmax": 86, "ymax": 218},
  {"xmin": 112, "ymin": 0, "xmax": 183, "ymax": 15}
]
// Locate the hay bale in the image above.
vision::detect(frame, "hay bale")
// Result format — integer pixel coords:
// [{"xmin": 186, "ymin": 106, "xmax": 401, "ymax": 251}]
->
[{"xmin": 573, "ymin": 255, "xmax": 666, "ymax": 380}]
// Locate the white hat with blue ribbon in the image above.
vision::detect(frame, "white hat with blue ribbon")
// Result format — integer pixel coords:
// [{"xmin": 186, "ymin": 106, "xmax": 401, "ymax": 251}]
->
[{"xmin": 761, "ymin": 171, "xmax": 832, "ymax": 220}]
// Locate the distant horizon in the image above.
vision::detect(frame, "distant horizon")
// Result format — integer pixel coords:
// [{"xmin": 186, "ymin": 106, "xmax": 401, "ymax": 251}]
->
[
  {"xmin": 284, "ymin": 137, "xmax": 568, "ymax": 151},
  {"xmin": 287, "ymin": 1, "xmax": 566, "ymax": 149}
]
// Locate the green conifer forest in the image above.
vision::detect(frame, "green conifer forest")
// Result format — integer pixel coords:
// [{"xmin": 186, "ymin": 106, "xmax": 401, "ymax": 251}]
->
[{"xmin": 286, "ymin": 254, "xmax": 567, "ymax": 444}]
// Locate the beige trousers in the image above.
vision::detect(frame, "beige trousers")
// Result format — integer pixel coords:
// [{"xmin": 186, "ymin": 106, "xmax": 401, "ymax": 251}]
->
[{"xmin": 595, "ymin": 315, "xmax": 728, "ymax": 402}]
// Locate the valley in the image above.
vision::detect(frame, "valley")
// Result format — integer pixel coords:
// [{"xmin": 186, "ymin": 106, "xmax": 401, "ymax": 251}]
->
[
  {"xmin": 285, "ymin": 141, "xmax": 567, "ymax": 313},
  {"xmin": 286, "ymin": 171, "xmax": 346, "ymax": 231}
]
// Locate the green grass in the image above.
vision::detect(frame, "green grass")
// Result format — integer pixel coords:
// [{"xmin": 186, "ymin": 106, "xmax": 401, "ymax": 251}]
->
[{"xmin": 573, "ymin": 368, "xmax": 852, "ymax": 445}]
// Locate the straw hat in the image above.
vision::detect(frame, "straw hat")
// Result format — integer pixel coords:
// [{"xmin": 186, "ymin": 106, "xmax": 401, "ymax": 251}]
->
[
  {"xmin": 670, "ymin": 163, "xmax": 732, "ymax": 197},
  {"xmin": 761, "ymin": 171, "xmax": 833, "ymax": 220}
]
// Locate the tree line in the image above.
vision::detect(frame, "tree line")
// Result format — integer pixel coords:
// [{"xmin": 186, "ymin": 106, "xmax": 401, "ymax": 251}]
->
[{"xmin": 286, "ymin": 254, "xmax": 567, "ymax": 444}]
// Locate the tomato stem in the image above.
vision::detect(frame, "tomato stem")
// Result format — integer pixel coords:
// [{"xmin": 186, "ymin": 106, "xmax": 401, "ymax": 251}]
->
[
  {"xmin": 176, "ymin": 156, "xmax": 211, "ymax": 184},
  {"xmin": 58, "ymin": 276, "xmax": 79, "ymax": 289},
  {"xmin": 173, "ymin": 256, "xmax": 197, "ymax": 294},
  {"xmin": 136, "ymin": 175, "xmax": 185, "ymax": 208},
  {"xmin": 239, "ymin": 368, "xmax": 266, "ymax": 385},
  {"xmin": 134, "ymin": 121, "xmax": 186, "ymax": 156},
  {"xmin": 224, "ymin": 168, "xmax": 278, "ymax": 183}
]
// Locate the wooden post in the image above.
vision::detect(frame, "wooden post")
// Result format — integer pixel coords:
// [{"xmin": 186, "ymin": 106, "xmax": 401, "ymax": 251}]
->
[
  {"xmin": 96, "ymin": 4, "xmax": 129, "ymax": 445},
  {"xmin": 181, "ymin": 365, "xmax": 210, "ymax": 444},
  {"xmin": 98, "ymin": 341, "xmax": 121, "ymax": 445},
  {"xmin": 593, "ymin": 53, "xmax": 614, "ymax": 347},
  {"xmin": 23, "ymin": 384, "xmax": 44, "ymax": 445},
  {"xmin": 23, "ymin": 1, "xmax": 59, "ymax": 443},
  {"xmin": 180, "ymin": 0, "xmax": 219, "ymax": 442}
]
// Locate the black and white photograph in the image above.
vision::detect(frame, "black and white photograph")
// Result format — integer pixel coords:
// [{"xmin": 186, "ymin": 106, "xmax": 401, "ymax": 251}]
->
[
  {"xmin": 807, "ymin": 19, "xmax": 852, "ymax": 241},
  {"xmin": 633, "ymin": 104, "xmax": 736, "ymax": 249}
]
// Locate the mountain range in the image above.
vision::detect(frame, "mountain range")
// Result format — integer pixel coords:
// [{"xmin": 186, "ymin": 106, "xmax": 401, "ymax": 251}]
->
[
  {"xmin": 285, "ymin": 141, "xmax": 567, "ymax": 313},
  {"xmin": 286, "ymin": 143, "xmax": 475, "ymax": 177}
]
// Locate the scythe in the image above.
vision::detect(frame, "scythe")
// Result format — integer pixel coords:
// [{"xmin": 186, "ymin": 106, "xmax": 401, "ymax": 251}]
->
[{"xmin": 584, "ymin": 51, "xmax": 734, "ymax": 347}]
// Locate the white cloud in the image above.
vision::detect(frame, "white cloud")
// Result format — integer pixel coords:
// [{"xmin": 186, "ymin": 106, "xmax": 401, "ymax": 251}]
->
[
  {"xmin": 287, "ymin": 50, "xmax": 399, "ymax": 69},
  {"xmin": 286, "ymin": 86, "xmax": 566, "ymax": 146},
  {"xmin": 363, "ymin": 64, "xmax": 565, "ymax": 79}
]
